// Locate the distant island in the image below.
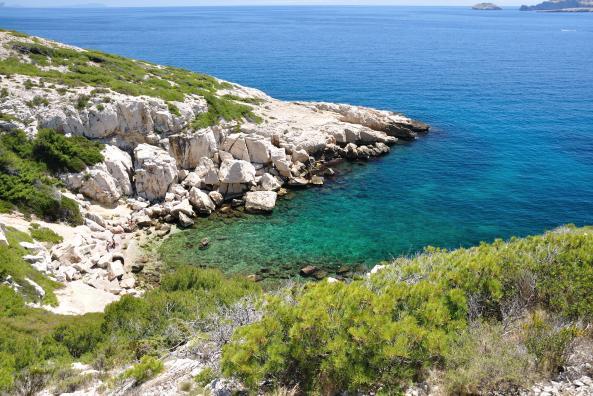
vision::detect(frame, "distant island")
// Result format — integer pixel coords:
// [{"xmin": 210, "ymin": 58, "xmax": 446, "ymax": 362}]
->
[
  {"xmin": 520, "ymin": 0, "xmax": 593, "ymax": 11},
  {"xmin": 472, "ymin": 3, "xmax": 503, "ymax": 10}
]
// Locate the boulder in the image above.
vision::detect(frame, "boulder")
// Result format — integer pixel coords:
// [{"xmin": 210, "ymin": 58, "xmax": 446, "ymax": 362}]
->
[
  {"xmin": 221, "ymin": 135, "xmax": 251, "ymax": 161},
  {"xmin": 292, "ymin": 149, "xmax": 311, "ymax": 164},
  {"xmin": 168, "ymin": 129, "xmax": 218, "ymax": 169},
  {"xmin": 134, "ymin": 144, "xmax": 178, "ymax": 201},
  {"xmin": 108, "ymin": 260, "xmax": 125, "ymax": 281},
  {"xmin": 102, "ymin": 145, "xmax": 134, "ymax": 196},
  {"xmin": 208, "ymin": 191, "xmax": 224, "ymax": 206},
  {"xmin": 218, "ymin": 160, "xmax": 256, "ymax": 184},
  {"xmin": 189, "ymin": 187, "xmax": 216, "ymax": 215},
  {"xmin": 300, "ymin": 265, "xmax": 318, "ymax": 276},
  {"xmin": 171, "ymin": 199, "xmax": 195, "ymax": 218},
  {"xmin": 67, "ymin": 165, "xmax": 121, "ymax": 205},
  {"xmin": 259, "ymin": 173, "xmax": 282, "ymax": 191},
  {"xmin": 245, "ymin": 191, "xmax": 277, "ymax": 213},
  {"xmin": 178, "ymin": 212, "xmax": 195, "ymax": 228},
  {"xmin": 182, "ymin": 172, "xmax": 202, "ymax": 188},
  {"xmin": 245, "ymin": 137, "xmax": 272, "ymax": 164}
]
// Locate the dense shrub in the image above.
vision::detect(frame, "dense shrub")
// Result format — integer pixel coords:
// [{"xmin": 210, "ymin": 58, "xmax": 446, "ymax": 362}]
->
[
  {"xmin": 0, "ymin": 128, "xmax": 101, "ymax": 224},
  {"xmin": 222, "ymin": 226, "xmax": 593, "ymax": 394},
  {"xmin": 32, "ymin": 128, "xmax": 103, "ymax": 173}
]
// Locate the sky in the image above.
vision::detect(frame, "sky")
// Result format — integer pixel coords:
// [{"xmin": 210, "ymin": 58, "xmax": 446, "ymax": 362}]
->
[{"xmin": 2, "ymin": 0, "xmax": 526, "ymax": 7}]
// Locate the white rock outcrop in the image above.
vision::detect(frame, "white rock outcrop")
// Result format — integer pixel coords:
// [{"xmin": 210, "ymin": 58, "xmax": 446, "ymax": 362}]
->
[{"xmin": 134, "ymin": 144, "xmax": 178, "ymax": 201}]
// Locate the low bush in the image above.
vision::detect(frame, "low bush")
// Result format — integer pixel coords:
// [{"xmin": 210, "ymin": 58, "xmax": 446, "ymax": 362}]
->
[
  {"xmin": 443, "ymin": 322, "xmax": 536, "ymax": 394},
  {"xmin": 121, "ymin": 355, "xmax": 164, "ymax": 385},
  {"xmin": 29, "ymin": 223, "xmax": 63, "ymax": 244},
  {"xmin": 0, "ymin": 228, "xmax": 60, "ymax": 304},
  {"xmin": 222, "ymin": 226, "xmax": 593, "ymax": 394}
]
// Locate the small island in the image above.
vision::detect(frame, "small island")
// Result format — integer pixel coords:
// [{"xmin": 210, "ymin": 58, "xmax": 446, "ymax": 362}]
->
[
  {"xmin": 520, "ymin": 0, "xmax": 593, "ymax": 11},
  {"xmin": 472, "ymin": 2, "xmax": 503, "ymax": 10}
]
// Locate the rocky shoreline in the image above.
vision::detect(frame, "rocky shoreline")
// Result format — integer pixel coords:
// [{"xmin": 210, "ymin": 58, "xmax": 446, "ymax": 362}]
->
[{"xmin": 0, "ymin": 31, "xmax": 429, "ymax": 312}]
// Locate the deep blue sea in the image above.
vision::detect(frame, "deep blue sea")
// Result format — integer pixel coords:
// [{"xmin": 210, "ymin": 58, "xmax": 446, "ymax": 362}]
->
[{"xmin": 2, "ymin": 6, "xmax": 593, "ymax": 274}]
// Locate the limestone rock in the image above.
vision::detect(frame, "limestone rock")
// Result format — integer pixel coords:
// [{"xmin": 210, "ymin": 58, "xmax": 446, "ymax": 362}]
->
[
  {"xmin": 108, "ymin": 260, "xmax": 125, "ymax": 281},
  {"xmin": 218, "ymin": 159, "xmax": 256, "ymax": 184},
  {"xmin": 171, "ymin": 199, "xmax": 195, "ymax": 218},
  {"xmin": 209, "ymin": 191, "xmax": 224, "ymax": 206},
  {"xmin": 245, "ymin": 191, "xmax": 277, "ymax": 213},
  {"xmin": 178, "ymin": 212, "xmax": 194, "ymax": 228},
  {"xmin": 0, "ymin": 224, "xmax": 7, "ymax": 246},
  {"xmin": 134, "ymin": 144, "xmax": 178, "ymax": 201},
  {"xmin": 169, "ymin": 129, "xmax": 218, "ymax": 169},
  {"xmin": 102, "ymin": 145, "xmax": 134, "ymax": 196},
  {"xmin": 259, "ymin": 173, "xmax": 282, "ymax": 191},
  {"xmin": 189, "ymin": 187, "xmax": 216, "ymax": 215}
]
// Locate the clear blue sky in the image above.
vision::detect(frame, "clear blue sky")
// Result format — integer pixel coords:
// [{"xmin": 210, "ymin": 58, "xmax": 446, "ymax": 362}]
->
[{"xmin": 4, "ymin": 0, "xmax": 526, "ymax": 7}]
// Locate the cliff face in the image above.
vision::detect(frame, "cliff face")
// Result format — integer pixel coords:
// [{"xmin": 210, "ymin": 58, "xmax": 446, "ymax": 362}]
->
[
  {"xmin": 0, "ymin": 30, "xmax": 429, "ymax": 310},
  {"xmin": 520, "ymin": 0, "xmax": 593, "ymax": 11}
]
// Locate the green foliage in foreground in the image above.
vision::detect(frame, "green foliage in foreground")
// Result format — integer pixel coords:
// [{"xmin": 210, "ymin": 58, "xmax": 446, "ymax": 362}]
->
[
  {"xmin": 0, "ymin": 128, "xmax": 102, "ymax": 224},
  {"xmin": 0, "ymin": 266, "xmax": 260, "ymax": 394},
  {"xmin": 0, "ymin": 227, "xmax": 60, "ymax": 304},
  {"xmin": 0, "ymin": 35, "xmax": 260, "ymax": 127},
  {"xmin": 0, "ymin": 286, "xmax": 103, "ymax": 393},
  {"xmin": 222, "ymin": 226, "xmax": 593, "ymax": 394}
]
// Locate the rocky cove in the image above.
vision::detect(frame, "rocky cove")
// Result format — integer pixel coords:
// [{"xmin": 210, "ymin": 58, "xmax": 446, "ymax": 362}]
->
[{"xmin": 0, "ymin": 30, "xmax": 429, "ymax": 311}]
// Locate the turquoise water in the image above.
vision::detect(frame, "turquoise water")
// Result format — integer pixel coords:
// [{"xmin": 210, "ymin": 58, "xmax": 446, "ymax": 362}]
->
[{"xmin": 2, "ymin": 7, "xmax": 593, "ymax": 274}]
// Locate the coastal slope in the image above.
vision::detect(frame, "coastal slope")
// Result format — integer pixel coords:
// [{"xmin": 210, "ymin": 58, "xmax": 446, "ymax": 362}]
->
[{"xmin": 0, "ymin": 29, "xmax": 429, "ymax": 311}]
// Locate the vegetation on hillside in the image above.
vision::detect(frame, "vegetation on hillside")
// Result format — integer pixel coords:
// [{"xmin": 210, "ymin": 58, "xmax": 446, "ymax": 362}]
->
[
  {"xmin": 0, "ymin": 31, "xmax": 261, "ymax": 128},
  {"xmin": 0, "ymin": 127, "xmax": 103, "ymax": 224},
  {"xmin": 0, "ymin": 227, "xmax": 60, "ymax": 305},
  {"xmin": 1, "ymin": 226, "xmax": 592, "ymax": 394},
  {"xmin": 222, "ymin": 225, "xmax": 593, "ymax": 394},
  {"xmin": 0, "ymin": 267, "xmax": 260, "ymax": 394}
]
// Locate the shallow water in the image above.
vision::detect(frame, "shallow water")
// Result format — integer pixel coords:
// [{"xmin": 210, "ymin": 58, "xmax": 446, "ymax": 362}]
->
[{"xmin": 3, "ymin": 6, "xmax": 593, "ymax": 274}]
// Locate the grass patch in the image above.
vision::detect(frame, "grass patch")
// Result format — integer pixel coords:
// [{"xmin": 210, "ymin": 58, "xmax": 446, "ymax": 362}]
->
[
  {"xmin": 0, "ymin": 227, "xmax": 60, "ymax": 304},
  {"xmin": 29, "ymin": 223, "xmax": 63, "ymax": 244}
]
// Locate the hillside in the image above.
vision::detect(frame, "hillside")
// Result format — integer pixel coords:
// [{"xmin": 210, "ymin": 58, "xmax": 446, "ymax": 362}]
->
[
  {"xmin": 1, "ymin": 30, "xmax": 592, "ymax": 396},
  {"xmin": 520, "ymin": 0, "xmax": 593, "ymax": 11}
]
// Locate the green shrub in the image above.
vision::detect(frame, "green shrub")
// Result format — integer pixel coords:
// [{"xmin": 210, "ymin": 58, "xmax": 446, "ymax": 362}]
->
[
  {"xmin": 523, "ymin": 311, "xmax": 579, "ymax": 375},
  {"xmin": 443, "ymin": 322, "xmax": 536, "ymax": 394},
  {"xmin": 222, "ymin": 226, "xmax": 593, "ymax": 393},
  {"xmin": 194, "ymin": 367, "xmax": 215, "ymax": 386},
  {"xmin": 75, "ymin": 95, "xmax": 90, "ymax": 110},
  {"xmin": 32, "ymin": 128, "xmax": 103, "ymax": 173},
  {"xmin": 0, "ymin": 228, "xmax": 59, "ymax": 304},
  {"xmin": 29, "ymin": 223, "xmax": 63, "ymax": 244},
  {"xmin": 121, "ymin": 356, "xmax": 164, "ymax": 385},
  {"xmin": 167, "ymin": 102, "xmax": 181, "ymax": 117},
  {"xmin": 26, "ymin": 95, "xmax": 49, "ymax": 108},
  {"xmin": 52, "ymin": 315, "xmax": 105, "ymax": 359}
]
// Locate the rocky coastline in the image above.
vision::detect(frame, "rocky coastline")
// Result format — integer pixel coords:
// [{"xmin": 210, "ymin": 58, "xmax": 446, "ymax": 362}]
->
[{"xmin": 0, "ymin": 30, "xmax": 429, "ymax": 312}]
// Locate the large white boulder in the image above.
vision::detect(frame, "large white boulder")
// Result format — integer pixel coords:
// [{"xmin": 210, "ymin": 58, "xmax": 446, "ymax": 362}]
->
[
  {"xmin": 134, "ymin": 144, "xmax": 178, "ymax": 201},
  {"xmin": 221, "ymin": 135, "xmax": 251, "ymax": 162},
  {"xmin": 189, "ymin": 187, "xmax": 216, "ymax": 215},
  {"xmin": 102, "ymin": 145, "xmax": 134, "ymax": 196},
  {"xmin": 169, "ymin": 129, "xmax": 218, "ymax": 169},
  {"xmin": 259, "ymin": 173, "xmax": 282, "ymax": 191},
  {"xmin": 0, "ymin": 223, "xmax": 8, "ymax": 247},
  {"xmin": 245, "ymin": 137, "xmax": 272, "ymax": 164},
  {"xmin": 65, "ymin": 165, "xmax": 121, "ymax": 205},
  {"xmin": 245, "ymin": 191, "xmax": 277, "ymax": 213},
  {"xmin": 218, "ymin": 159, "xmax": 256, "ymax": 184}
]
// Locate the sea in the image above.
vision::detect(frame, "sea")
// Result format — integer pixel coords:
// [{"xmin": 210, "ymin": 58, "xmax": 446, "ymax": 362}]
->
[{"xmin": 2, "ymin": 6, "xmax": 593, "ymax": 275}]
